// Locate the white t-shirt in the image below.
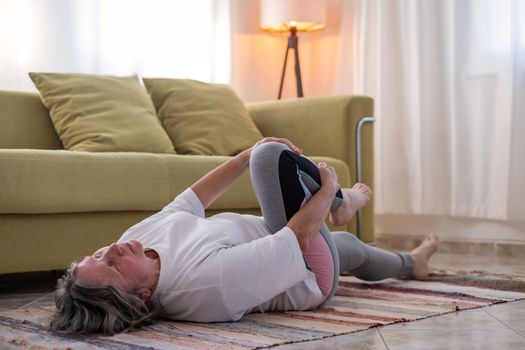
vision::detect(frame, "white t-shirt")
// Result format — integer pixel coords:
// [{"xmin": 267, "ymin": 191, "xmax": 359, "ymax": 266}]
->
[{"xmin": 118, "ymin": 188, "xmax": 322, "ymax": 322}]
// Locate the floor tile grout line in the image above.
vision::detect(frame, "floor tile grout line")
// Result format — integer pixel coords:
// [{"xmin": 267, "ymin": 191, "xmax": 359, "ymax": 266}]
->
[
  {"xmin": 483, "ymin": 306, "xmax": 525, "ymax": 339},
  {"xmin": 376, "ymin": 327, "xmax": 391, "ymax": 350},
  {"xmin": 0, "ymin": 293, "xmax": 48, "ymax": 311},
  {"xmin": 17, "ymin": 292, "xmax": 54, "ymax": 310}
]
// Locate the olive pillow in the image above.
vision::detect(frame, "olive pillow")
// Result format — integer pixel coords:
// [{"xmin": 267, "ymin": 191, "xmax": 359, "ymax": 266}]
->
[
  {"xmin": 29, "ymin": 72, "xmax": 175, "ymax": 153},
  {"xmin": 143, "ymin": 78, "xmax": 263, "ymax": 155}
]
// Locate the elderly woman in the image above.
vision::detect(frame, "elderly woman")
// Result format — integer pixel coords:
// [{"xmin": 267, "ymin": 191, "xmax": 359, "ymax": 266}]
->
[{"xmin": 51, "ymin": 138, "xmax": 437, "ymax": 334}]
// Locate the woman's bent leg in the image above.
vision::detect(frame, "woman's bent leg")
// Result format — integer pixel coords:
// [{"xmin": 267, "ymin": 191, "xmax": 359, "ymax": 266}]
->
[
  {"xmin": 249, "ymin": 142, "xmax": 342, "ymax": 303},
  {"xmin": 249, "ymin": 142, "xmax": 342, "ymax": 232},
  {"xmin": 333, "ymin": 232, "xmax": 413, "ymax": 280}
]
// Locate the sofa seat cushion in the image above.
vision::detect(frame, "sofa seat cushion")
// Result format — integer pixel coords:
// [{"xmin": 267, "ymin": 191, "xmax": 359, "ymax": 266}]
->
[{"xmin": 0, "ymin": 149, "xmax": 351, "ymax": 214}]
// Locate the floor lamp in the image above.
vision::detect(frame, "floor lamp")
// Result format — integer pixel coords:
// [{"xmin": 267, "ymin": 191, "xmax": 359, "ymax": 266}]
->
[{"xmin": 260, "ymin": 0, "xmax": 326, "ymax": 99}]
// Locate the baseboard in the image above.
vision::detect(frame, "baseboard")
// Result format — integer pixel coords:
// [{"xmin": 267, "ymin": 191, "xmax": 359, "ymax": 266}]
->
[
  {"xmin": 374, "ymin": 233, "xmax": 525, "ymax": 258},
  {"xmin": 375, "ymin": 214, "xmax": 525, "ymax": 243}
]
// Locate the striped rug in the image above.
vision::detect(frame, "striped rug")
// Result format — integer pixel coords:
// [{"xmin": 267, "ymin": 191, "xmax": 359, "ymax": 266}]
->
[{"xmin": 1, "ymin": 270, "xmax": 524, "ymax": 349}]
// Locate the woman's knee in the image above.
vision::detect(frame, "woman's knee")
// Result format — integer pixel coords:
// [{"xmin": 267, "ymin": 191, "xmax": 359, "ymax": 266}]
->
[
  {"xmin": 250, "ymin": 142, "xmax": 291, "ymax": 170},
  {"xmin": 332, "ymin": 232, "xmax": 368, "ymax": 272},
  {"xmin": 333, "ymin": 232, "xmax": 365, "ymax": 253}
]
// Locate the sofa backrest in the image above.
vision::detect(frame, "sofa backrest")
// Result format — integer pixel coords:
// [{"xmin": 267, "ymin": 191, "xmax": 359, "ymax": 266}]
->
[{"xmin": 0, "ymin": 90, "xmax": 62, "ymax": 149}]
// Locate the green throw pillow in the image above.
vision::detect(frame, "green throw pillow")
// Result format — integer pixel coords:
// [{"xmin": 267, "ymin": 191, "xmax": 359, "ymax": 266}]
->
[
  {"xmin": 143, "ymin": 78, "xmax": 263, "ymax": 155},
  {"xmin": 29, "ymin": 72, "xmax": 175, "ymax": 153}
]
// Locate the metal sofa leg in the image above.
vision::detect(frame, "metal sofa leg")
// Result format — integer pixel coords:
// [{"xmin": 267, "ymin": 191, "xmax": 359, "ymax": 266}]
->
[{"xmin": 355, "ymin": 116, "xmax": 376, "ymax": 239}]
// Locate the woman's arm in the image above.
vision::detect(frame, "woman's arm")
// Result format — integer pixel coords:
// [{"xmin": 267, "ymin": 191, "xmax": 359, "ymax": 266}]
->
[
  {"xmin": 286, "ymin": 162, "xmax": 340, "ymax": 251},
  {"xmin": 191, "ymin": 137, "xmax": 302, "ymax": 209},
  {"xmin": 190, "ymin": 149, "xmax": 250, "ymax": 209}
]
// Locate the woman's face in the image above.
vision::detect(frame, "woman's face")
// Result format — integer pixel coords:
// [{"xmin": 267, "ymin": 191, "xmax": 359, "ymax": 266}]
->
[{"xmin": 75, "ymin": 240, "xmax": 154, "ymax": 295}]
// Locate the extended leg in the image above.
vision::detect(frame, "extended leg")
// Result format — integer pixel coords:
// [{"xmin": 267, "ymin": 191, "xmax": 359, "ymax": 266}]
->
[
  {"xmin": 333, "ymin": 232, "xmax": 438, "ymax": 280},
  {"xmin": 333, "ymin": 232, "xmax": 412, "ymax": 280}
]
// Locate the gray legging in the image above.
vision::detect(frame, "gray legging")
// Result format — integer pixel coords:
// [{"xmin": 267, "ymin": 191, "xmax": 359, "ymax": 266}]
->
[{"xmin": 249, "ymin": 142, "xmax": 413, "ymax": 307}]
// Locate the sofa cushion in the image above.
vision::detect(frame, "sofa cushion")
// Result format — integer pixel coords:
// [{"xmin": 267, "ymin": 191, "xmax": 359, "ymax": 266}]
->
[
  {"xmin": 143, "ymin": 78, "xmax": 263, "ymax": 156},
  {"xmin": 0, "ymin": 150, "xmax": 351, "ymax": 214},
  {"xmin": 29, "ymin": 72, "xmax": 175, "ymax": 153}
]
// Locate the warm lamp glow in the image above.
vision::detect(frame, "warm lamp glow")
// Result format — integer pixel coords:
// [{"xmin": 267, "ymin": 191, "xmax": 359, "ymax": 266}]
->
[
  {"xmin": 260, "ymin": 0, "xmax": 326, "ymax": 33},
  {"xmin": 260, "ymin": 0, "xmax": 327, "ymax": 99}
]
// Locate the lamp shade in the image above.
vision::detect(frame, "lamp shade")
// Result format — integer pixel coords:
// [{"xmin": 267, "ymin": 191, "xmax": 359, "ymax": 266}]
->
[{"xmin": 260, "ymin": 0, "xmax": 326, "ymax": 33}]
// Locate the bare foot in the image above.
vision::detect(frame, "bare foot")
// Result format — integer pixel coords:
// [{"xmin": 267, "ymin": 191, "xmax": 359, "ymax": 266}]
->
[
  {"xmin": 329, "ymin": 183, "xmax": 372, "ymax": 226},
  {"xmin": 410, "ymin": 233, "xmax": 438, "ymax": 279}
]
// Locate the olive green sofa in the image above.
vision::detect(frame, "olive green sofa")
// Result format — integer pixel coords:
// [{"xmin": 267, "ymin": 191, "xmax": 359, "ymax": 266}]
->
[{"xmin": 0, "ymin": 91, "xmax": 374, "ymax": 274}]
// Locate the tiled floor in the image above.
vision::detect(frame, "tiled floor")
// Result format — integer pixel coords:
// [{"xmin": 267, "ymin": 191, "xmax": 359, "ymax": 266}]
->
[{"xmin": 1, "ymin": 252, "xmax": 524, "ymax": 349}]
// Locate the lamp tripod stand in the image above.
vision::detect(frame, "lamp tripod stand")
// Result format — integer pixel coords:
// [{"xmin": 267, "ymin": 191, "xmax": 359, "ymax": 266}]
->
[{"xmin": 277, "ymin": 27, "xmax": 303, "ymax": 99}]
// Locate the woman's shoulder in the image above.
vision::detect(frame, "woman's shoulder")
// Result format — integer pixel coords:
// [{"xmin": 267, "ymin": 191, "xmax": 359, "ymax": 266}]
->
[{"xmin": 157, "ymin": 283, "xmax": 237, "ymax": 322}]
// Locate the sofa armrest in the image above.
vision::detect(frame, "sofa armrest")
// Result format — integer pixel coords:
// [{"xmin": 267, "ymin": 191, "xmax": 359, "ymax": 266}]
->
[{"xmin": 246, "ymin": 95, "xmax": 375, "ymax": 242}]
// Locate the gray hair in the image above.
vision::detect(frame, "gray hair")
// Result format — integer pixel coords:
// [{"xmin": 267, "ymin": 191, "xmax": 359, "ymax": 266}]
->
[{"xmin": 51, "ymin": 262, "xmax": 160, "ymax": 335}]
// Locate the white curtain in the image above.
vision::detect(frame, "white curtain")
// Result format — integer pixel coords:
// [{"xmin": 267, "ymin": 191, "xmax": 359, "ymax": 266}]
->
[
  {"xmin": 337, "ymin": 0, "xmax": 525, "ymax": 221},
  {"xmin": 0, "ymin": 0, "xmax": 231, "ymax": 91}
]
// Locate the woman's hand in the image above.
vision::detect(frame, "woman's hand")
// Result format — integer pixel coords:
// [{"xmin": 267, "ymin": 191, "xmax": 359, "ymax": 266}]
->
[
  {"xmin": 318, "ymin": 162, "xmax": 340, "ymax": 198},
  {"xmin": 253, "ymin": 137, "xmax": 303, "ymax": 154},
  {"xmin": 239, "ymin": 137, "xmax": 303, "ymax": 165},
  {"xmin": 287, "ymin": 162, "xmax": 340, "ymax": 252}
]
